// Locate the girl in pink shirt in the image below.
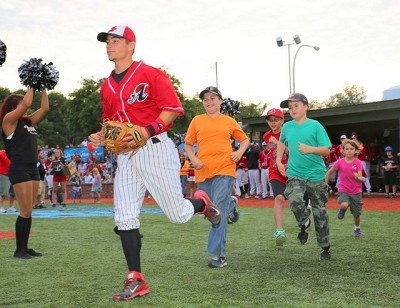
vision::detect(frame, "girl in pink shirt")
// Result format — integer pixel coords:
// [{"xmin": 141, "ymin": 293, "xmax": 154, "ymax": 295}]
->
[{"xmin": 325, "ymin": 139, "xmax": 365, "ymax": 237}]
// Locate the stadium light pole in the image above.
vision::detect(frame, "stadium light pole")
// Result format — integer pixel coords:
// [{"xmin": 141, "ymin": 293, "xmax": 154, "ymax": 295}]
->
[
  {"xmin": 292, "ymin": 44, "xmax": 320, "ymax": 93},
  {"xmin": 276, "ymin": 34, "xmax": 301, "ymax": 94},
  {"xmin": 215, "ymin": 61, "xmax": 219, "ymax": 88}
]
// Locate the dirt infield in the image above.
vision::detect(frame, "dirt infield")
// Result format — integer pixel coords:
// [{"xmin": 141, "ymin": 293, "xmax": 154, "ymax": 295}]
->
[
  {"xmin": 231, "ymin": 194, "xmax": 400, "ymax": 212},
  {"xmin": 85, "ymin": 194, "xmax": 400, "ymax": 211}
]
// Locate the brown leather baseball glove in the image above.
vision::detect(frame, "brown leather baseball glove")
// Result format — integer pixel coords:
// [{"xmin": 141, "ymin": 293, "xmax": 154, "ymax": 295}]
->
[{"xmin": 102, "ymin": 121, "xmax": 147, "ymax": 156}]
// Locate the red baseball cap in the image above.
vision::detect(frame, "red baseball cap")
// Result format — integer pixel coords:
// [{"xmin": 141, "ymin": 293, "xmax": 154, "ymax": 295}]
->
[
  {"xmin": 266, "ymin": 108, "xmax": 284, "ymax": 119},
  {"xmin": 97, "ymin": 25, "xmax": 136, "ymax": 42}
]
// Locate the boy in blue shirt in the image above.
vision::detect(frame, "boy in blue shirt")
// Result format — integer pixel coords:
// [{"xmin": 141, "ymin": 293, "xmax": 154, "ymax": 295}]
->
[{"xmin": 276, "ymin": 93, "xmax": 332, "ymax": 260}]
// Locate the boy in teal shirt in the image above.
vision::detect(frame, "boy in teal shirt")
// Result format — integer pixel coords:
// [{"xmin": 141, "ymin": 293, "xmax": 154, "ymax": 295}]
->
[{"xmin": 276, "ymin": 93, "xmax": 332, "ymax": 260}]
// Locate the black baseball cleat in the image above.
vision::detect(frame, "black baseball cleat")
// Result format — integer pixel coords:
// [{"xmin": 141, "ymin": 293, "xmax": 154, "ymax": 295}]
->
[
  {"xmin": 194, "ymin": 190, "xmax": 221, "ymax": 225},
  {"xmin": 27, "ymin": 249, "xmax": 43, "ymax": 257},
  {"xmin": 320, "ymin": 246, "xmax": 331, "ymax": 261},
  {"xmin": 14, "ymin": 250, "xmax": 32, "ymax": 259},
  {"xmin": 298, "ymin": 218, "xmax": 311, "ymax": 245}
]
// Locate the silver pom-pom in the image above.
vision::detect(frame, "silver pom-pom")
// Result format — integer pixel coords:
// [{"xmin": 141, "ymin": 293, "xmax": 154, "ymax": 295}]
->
[
  {"xmin": 220, "ymin": 98, "xmax": 240, "ymax": 117},
  {"xmin": 0, "ymin": 39, "xmax": 6, "ymax": 67},
  {"xmin": 18, "ymin": 58, "xmax": 59, "ymax": 90}
]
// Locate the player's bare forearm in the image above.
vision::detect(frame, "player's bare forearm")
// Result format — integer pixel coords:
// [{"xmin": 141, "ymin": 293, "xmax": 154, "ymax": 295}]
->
[
  {"xmin": 184, "ymin": 142, "xmax": 203, "ymax": 169},
  {"xmin": 158, "ymin": 110, "xmax": 179, "ymax": 126},
  {"xmin": 269, "ymin": 136, "xmax": 278, "ymax": 145},
  {"xmin": 298, "ymin": 142, "xmax": 330, "ymax": 156},
  {"xmin": 276, "ymin": 141, "xmax": 285, "ymax": 164},
  {"xmin": 30, "ymin": 90, "xmax": 49, "ymax": 125},
  {"xmin": 184, "ymin": 143, "xmax": 195, "ymax": 161},
  {"xmin": 276, "ymin": 161, "xmax": 286, "ymax": 177},
  {"xmin": 40, "ymin": 90, "xmax": 49, "ymax": 112},
  {"xmin": 276, "ymin": 141, "xmax": 287, "ymax": 177},
  {"xmin": 325, "ymin": 167, "xmax": 335, "ymax": 184},
  {"xmin": 21, "ymin": 87, "xmax": 34, "ymax": 109},
  {"xmin": 190, "ymin": 158, "xmax": 203, "ymax": 170},
  {"xmin": 231, "ymin": 138, "xmax": 250, "ymax": 162},
  {"xmin": 353, "ymin": 171, "xmax": 365, "ymax": 182}
]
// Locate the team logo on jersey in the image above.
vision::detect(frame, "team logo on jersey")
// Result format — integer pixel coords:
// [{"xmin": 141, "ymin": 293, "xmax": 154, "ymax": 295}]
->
[
  {"xmin": 127, "ymin": 83, "xmax": 149, "ymax": 104},
  {"xmin": 24, "ymin": 125, "xmax": 37, "ymax": 135}
]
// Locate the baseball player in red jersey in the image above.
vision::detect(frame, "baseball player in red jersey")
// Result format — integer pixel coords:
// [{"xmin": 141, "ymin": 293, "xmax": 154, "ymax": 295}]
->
[
  {"xmin": 88, "ymin": 25, "xmax": 221, "ymax": 301},
  {"xmin": 262, "ymin": 108, "xmax": 289, "ymax": 245},
  {"xmin": 259, "ymin": 142, "xmax": 273, "ymax": 198},
  {"xmin": 0, "ymin": 149, "xmax": 17, "ymax": 213},
  {"xmin": 335, "ymin": 135, "xmax": 347, "ymax": 159},
  {"xmin": 351, "ymin": 134, "xmax": 371, "ymax": 195},
  {"xmin": 324, "ymin": 143, "xmax": 338, "ymax": 194}
]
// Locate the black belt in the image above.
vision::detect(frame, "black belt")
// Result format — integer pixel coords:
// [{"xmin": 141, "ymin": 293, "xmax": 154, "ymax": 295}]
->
[
  {"xmin": 150, "ymin": 137, "xmax": 160, "ymax": 144},
  {"xmin": 262, "ymin": 167, "xmax": 268, "ymax": 169}
]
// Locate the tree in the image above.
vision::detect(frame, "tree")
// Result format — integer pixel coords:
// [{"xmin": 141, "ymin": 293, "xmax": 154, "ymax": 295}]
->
[
  {"xmin": 162, "ymin": 68, "xmax": 203, "ymax": 135},
  {"xmin": 0, "ymin": 86, "xmax": 11, "ymax": 102},
  {"xmin": 36, "ymin": 91, "xmax": 69, "ymax": 147},
  {"xmin": 64, "ymin": 78, "xmax": 103, "ymax": 146},
  {"xmin": 308, "ymin": 99, "xmax": 324, "ymax": 110},
  {"xmin": 324, "ymin": 84, "xmax": 367, "ymax": 108},
  {"xmin": 236, "ymin": 101, "xmax": 267, "ymax": 121}
]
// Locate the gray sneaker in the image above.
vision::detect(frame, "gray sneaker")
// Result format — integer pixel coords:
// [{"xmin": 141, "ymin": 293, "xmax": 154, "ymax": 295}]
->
[
  {"xmin": 228, "ymin": 196, "xmax": 239, "ymax": 224},
  {"xmin": 298, "ymin": 219, "xmax": 311, "ymax": 245},
  {"xmin": 194, "ymin": 190, "xmax": 221, "ymax": 225},
  {"xmin": 208, "ymin": 257, "xmax": 227, "ymax": 268}
]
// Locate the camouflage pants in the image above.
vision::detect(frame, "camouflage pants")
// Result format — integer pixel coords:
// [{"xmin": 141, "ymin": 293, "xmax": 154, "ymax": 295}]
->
[{"xmin": 285, "ymin": 177, "xmax": 330, "ymax": 248}]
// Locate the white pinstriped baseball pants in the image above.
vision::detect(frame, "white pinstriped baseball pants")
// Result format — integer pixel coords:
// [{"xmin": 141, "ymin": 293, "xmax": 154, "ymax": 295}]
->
[{"xmin": 113, "ymin": 132, "xmax": 194, "ymax": 230}]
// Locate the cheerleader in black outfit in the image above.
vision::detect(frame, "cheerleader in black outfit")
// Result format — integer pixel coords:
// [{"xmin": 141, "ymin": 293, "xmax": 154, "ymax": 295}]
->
[{"xmin": 0, "ymin": 88, "xmax": 49, "ymax": 259}]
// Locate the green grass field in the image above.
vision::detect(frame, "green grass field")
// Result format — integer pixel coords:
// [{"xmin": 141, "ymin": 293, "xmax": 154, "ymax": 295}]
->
[{"xmin": 1, "ymin": 204, "xmax": 399, "ymax": 307}]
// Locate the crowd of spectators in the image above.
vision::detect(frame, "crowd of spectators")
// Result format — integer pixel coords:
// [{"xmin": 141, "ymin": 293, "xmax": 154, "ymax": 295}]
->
[
  {"xmin": 37, "ymin": 131, "xmax": 399, "ymax": 205},
  {"xmin": 36, "ymin": 139, "xmax": 116, "ymax": 205}
]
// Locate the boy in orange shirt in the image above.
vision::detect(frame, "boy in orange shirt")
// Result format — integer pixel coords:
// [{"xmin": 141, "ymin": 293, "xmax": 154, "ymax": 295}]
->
[{"xmin": 185, "ymin": 86, "xmax": 249, "ymax": 268}]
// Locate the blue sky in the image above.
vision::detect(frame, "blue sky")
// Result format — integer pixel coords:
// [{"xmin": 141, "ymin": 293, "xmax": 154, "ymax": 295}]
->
[{"xmin": 0, "ymin": 0, "xmax": 399, "ymax": 108}]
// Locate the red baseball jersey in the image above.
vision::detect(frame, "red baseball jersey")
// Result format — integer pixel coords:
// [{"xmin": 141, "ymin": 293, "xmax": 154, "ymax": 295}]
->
[
  {"xmin": 236, "ymin": 156, "xmax": 248, "ymax": 169},
  {"xmin": 0, "ymin": 150, "xmax": 11, "ymax": 175},
  {"xmin": 262, "ymin": 130, "xmax": 288, "ymax": 183},
  {"xmin": 324, "ymin": 144, "xmax": 338, "ymax": 164},
  {"xmin": 100, "ymin": 61, "xmax": 184, "ymax": 132},
  {"xmin": 335, "ymin": 143, "xmax": 344, "ymax": 159},
  {"xmin": 357, "ymin": 141, "xmax": 367, "ymax": 161},
  {"xmin": 259, "ymin": 150, "xmax": 271, "ymax": 168}
]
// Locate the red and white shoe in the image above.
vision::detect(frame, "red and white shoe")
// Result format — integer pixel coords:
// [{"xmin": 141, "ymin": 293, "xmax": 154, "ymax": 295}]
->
[
  {"xmin": 194, "ymin": 190, "xmax": 221, "ymax": 225},
  {"xmin": 113, "ymin": 271, "xmax": 150, "ymax": 301}
]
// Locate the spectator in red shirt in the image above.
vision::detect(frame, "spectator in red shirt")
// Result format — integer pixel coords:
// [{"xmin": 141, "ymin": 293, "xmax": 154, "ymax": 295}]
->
[
  {"xmin": 352, "ymin": 134, "xmax": 371, "ymax": 195},
  {"xmin": 0, "ymin": 150, "xmax": 17, "ymax": 213},
  {"xmin": 259, "ymin": 142, "xmax": 273, "ymax": 198},
  {"xmin": 324, "ymin": 143, "xmax": 338, "ymax": 194}
]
